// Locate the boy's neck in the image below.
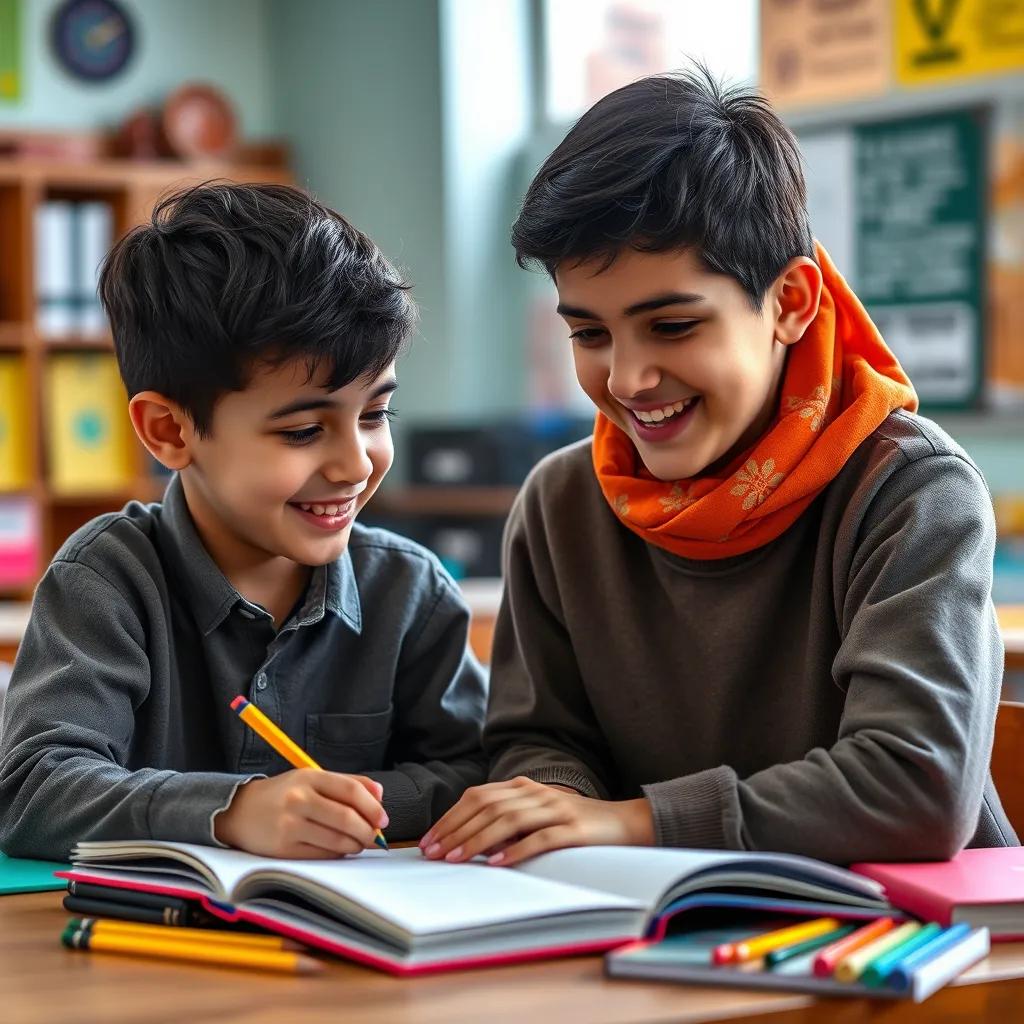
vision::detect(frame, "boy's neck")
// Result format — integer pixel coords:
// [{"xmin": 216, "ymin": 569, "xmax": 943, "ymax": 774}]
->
[{"xmin": 179, "ymin": 474, "xmax": 313, "ymax": 626}]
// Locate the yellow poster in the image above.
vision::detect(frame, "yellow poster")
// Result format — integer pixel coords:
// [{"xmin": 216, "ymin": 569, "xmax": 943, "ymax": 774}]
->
[
  {"xmin": 46, "ymin": 353, "xmax": 135, "ymax": 493},
  {"xmin": 0, "ymin": 356, "xmax": 30, "ymax": 489},
  {"xmin": 897, "ymin": 0, "xmax": 1024, "ymax": 86}
]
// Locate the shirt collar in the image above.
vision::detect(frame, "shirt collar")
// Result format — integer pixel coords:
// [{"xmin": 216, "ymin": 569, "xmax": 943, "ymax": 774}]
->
[{"xmin": 158, "ymin": 475, "xmax": 362, "ymax": 636}]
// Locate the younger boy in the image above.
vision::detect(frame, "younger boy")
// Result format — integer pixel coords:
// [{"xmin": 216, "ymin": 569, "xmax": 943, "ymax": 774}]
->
[
  {"xmin": 422, "ymin": 69, "xmax": 1017, "ymax": 866},
  {"xmin": 0, "ymin": 183, "xmax": 486, "ymax": 860}
]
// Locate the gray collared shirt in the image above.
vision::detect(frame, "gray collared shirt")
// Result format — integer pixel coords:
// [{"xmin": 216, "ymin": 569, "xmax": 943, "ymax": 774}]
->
[{"xmin": 0, "ymin": 476, "xmax": 487, "ymax": 860}]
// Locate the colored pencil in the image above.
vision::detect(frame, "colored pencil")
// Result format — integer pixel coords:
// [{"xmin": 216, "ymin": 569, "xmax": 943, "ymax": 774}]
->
[
  {"xmin": 70, "ymin": 916, "xmax": 300, "ymax": 951},
  {"xmin": 812, "ymin": 917, "xmax": 896, "ymax": 977},
  {"xmin": 886, "ymin": 923, "xmax": 973, "ymax": 992},
  {"xmin": 834, "ymin": 921, "xmax": 921, "ymax": 983},
  {"xmin": 718, "ymin": 917, "xmax": 840, "ymax": 965},
  {"xmin": 61, "ymin": 924, "xmax": 323, "ymax": 974},
  {"xmin": 861, "ymin": 922, "xmax": 943, "ymax": 988},
  {"xmin": 765, "ymin": 924, "xmax": 857, "ymax": 968},
  {"xmin": 230, "ymin": 694, "xmax": 388, "ymax": 850}
]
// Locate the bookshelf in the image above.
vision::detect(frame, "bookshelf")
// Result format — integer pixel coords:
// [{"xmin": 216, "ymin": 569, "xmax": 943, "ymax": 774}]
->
[{"xmin": 0, "ymin": 150, "xmax": 292, "ymax": 599}]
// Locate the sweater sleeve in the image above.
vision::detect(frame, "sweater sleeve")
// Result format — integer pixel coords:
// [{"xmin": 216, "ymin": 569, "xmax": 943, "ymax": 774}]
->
[
  {"xmin": 643, "ymin": 453, "xmax": 1010, "ymax": 862},
  {"xmin": 485, "ymin": 490, "xmax": 615, "ymax": 799},
  {"xmin": 0, "ymin": 560, "xmax": 258, "ymax": 860}
]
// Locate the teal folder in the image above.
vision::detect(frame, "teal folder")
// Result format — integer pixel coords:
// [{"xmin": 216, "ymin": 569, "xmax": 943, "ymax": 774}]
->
[{"xmin": 0, "ymin": 852, "xmax": 69, "ymax": 894}]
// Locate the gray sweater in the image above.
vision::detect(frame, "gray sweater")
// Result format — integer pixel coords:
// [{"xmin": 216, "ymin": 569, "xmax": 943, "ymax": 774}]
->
[
  {"xmin": 0, "ymin": 476, "xmax": 487, "ymax": 860},
  {"xmin": 486, "ymin": 411, "xmax": 1017, "ymax": 863}
]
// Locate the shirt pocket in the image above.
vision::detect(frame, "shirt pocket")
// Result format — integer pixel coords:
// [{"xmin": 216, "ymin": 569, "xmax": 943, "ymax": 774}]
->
[{"xmin": 305, "ymin": 708, "xmax": 393, "ymax": 773}]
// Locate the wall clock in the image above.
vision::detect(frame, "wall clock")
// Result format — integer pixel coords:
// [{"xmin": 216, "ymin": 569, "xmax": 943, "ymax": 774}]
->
[{"xmin": 51, "ymin": 0, "xmax": 135, "ymax": 82}]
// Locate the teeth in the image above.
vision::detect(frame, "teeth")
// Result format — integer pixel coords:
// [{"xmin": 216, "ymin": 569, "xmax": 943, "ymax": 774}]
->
[
  {"xmin": 297, "ymin": 501, "xmax": 349, "ymax": 516},
  {"xmin": 634, "ymin": 398, "xmax": 695, "ymax": 424}
]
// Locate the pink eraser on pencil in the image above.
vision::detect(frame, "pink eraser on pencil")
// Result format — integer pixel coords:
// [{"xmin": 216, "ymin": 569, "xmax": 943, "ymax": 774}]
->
[{"xmin": 230, "ymin": 695, "xmax": 248, "ymax": 712}]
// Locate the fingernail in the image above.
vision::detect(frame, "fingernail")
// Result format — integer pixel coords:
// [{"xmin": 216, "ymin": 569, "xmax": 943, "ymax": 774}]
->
[
  {"xmin": 488, "ymin": 852, "xmax": 505, "ymax": 865},
  {"xmin": 380, "ymin": 813, "xmax": 389, "ymax": 828},
  {"xmin": 445, "ymin": 847, "xmax": 464, "ymax": 862},
  {"xmin": 420, "ymin": 832, "xmax": 433, "ymax": 848},
  {"xmin": 425, "ymin": 843, "xmax": 441, "ymax": 858}
]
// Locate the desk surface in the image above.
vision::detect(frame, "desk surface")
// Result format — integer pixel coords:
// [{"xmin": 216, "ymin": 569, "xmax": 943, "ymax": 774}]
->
[{"xmin": 4, "ymin": 892, "xmax": 1024, "ymax": 1024}]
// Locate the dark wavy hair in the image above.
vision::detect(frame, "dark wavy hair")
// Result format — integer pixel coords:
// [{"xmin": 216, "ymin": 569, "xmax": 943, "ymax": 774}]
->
[
  {"xmin": 100, "ymin": 181, "xmax": 416, "ymax": 435},
  {"xmin": 511, "ymin": 65, "xmax": 815, "ymax": 309}
]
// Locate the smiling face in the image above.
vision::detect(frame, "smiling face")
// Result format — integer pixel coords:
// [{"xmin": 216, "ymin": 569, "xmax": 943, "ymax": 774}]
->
[
  {"xmin": 177, "ymin": 358, "xmax": 396, "ymax": 575},
  {"xmin": 557, "ymin": 247, "xmax": 795, "ymax": 482}
]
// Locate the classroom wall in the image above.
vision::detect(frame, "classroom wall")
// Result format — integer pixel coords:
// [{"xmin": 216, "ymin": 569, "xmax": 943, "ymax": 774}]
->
[
  {"xmin": 0, "ymin": 0, "xmax": 275, "ymax": 136},
  {"xmin": 268, "ymin": 0, "xmax": 449, "ymax": 424}
]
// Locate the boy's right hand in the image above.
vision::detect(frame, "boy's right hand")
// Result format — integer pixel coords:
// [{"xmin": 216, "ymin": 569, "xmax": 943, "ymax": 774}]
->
[{"xmin": 213, "ymin": 769, "xmax": 388, "ymax": 858}]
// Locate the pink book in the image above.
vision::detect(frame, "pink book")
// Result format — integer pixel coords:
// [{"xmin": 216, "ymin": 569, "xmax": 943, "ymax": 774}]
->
[{"xmin": 853, "ymin": 847, "xmax": 1024, "ymax": 941}]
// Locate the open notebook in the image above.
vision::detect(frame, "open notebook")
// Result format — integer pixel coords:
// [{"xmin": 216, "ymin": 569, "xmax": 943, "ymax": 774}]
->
[{"xmin": 61, "ymin": 841, "xmax": 892, "ymax": 975}]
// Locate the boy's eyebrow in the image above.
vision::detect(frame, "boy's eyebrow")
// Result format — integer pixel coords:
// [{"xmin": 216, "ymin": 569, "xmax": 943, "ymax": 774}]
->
[
  {"xmin": 556, "ymin": 292, "xmax": 707, "ymax": 319},
  {"xmin": 266, "ymin": 379, "xmax": 398, "ymax": 420}
]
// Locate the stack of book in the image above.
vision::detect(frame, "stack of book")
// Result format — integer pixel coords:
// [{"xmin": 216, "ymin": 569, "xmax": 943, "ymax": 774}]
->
[{"xmin": 35, "ymin": 200, "xmax": 113, "ymax": 338}]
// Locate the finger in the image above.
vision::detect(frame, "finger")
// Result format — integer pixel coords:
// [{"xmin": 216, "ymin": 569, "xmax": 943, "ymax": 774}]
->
[
  {"xmin": 421, "ymin": 779, "xmax": 535, "ymax": 849},
  {"xmin": 442, "ymin": 803, "xmax": 564, "ymax": 863},
  {"xmin": 303, "ymin": 789, "xmax": 378, "ymax": 848},
  {"xmin": 351, "ymin": 775, "xmax": 384, "ymax": 801},
  {"xmin": 294, "ymin": 817, "xmax": 367, "ymax": 857},
  {"xmin": 311, "ymin": 771, "xmax": 387, "ymax": 829},
  {"xmin": 488, "ymin": 825, "xmax": 578, "ymax": 867},
  {"xmin": 289, "ymin": 840, "xmax": 352, "ymax": 860}
]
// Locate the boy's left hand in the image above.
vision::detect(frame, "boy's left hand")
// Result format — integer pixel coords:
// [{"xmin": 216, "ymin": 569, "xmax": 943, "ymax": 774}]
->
[{"xmin": 419, "ymin": 776, "xmax": 655, "ymax": 867}]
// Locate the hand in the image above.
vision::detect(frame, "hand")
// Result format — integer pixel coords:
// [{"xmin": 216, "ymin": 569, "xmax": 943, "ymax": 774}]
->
[
  {"xmin": 419, "ymin": 776, "xmax": 655, "ymax": 867},
  {"xmin": 214, "ymin": 769, "xmax": 388, "ymax": 859}
]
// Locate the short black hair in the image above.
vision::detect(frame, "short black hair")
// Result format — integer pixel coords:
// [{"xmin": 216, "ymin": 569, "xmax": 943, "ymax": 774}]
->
[
  {"xmin": 100, "ymin": 181, "xmax": 416, "ymax": 435},
  {"xmin": 511, "ymin": 65, "xmax": 814, "ymax": 308}
]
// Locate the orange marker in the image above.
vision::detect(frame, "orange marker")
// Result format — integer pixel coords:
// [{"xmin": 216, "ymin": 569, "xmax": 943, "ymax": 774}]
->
[
  {"xmin": 230, "ymin": 695, "xmax": 388, "ymax": 850},
  {"xmin": 813, "ymin": 917, "xmax": 896, "ymax": 977}
]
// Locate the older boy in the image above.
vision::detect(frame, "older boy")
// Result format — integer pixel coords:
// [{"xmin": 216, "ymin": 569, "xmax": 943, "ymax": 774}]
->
[
  {"xmin": 422, "ymin": 69, "xmax": 1016, "ymax": 866},
  {"xmin": 0, "ymin": 184, "xmax": 486, "ymax": 860}
]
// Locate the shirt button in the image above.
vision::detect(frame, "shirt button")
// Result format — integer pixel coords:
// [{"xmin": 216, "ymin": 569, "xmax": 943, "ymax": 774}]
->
[
  {"xmin": 255, "ymin": 673, "xmax": 268, "ymax": 691},
  {"xmin": 238, "ymin": 608, "xmax": 256, "ymax": 620}
]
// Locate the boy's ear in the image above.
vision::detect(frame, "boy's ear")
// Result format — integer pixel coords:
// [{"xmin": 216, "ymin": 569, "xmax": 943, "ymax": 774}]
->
[
  {"xmin": 771, "ymin": 257, "xmax": 822, "ymax": 346},
  {"xmin": 128, "ymin": 391, "xmax": 195, "ymax": 472}
]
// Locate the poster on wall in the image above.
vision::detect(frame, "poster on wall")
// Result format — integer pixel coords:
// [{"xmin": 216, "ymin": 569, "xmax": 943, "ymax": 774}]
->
[
  {"xmin": 802, "ymin": 109, "xmax": 986, "ymax": 409},
  {"xmin": 896, "ymin": 0, "xmax": 1024, "ymax": 88},
  {"xmin": 0, "ymin": 0, "xmax": 20, "ymax": 100},
  {"xmin": 855, "ymin": 110, "xmax": 986, "ymax": 408},
  {"xmin": 760, "ymin": 0, "xmax": 891, "ymax": 110}
]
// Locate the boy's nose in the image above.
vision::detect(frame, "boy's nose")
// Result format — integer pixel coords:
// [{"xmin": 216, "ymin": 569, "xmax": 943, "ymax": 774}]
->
[
  {"xmin": 607, "ymin": 347, "xmax": 662, "ymax": 401},
  {"xmin": 323, "ymin": 441, "xmax": 373, "ymax": 486}
]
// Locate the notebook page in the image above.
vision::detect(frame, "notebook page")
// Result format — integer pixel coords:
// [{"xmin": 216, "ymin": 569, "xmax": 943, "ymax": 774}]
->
[
  {"xmin": 235, "ymin": 847, "xmax": 644, "ymax": 937},
  {"xmin": 514, "ymin": 846, "xmax": 885, "ymax": 909}
]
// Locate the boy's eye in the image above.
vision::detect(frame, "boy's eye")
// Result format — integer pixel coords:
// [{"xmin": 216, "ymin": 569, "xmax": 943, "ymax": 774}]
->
[
  {"xmin": 569, "ymin": 327, "xmax": 607, "ymax": 347},
  {"xmin": 279, "ymin": 425, "xmax": 322, "ymax": 445},
  {"xmin": 362, "ymin": 407, "xmax": 398, "ymax": 426},
  {"xmin": 653, "ymin": 320, "xmax": 699, "ymax": 337}
]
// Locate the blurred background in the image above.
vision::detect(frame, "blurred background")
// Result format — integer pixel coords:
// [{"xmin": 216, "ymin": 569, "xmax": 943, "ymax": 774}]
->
[{"xmin": 0, "ymin": 0, "xmax": 1021, "ymax": 689}]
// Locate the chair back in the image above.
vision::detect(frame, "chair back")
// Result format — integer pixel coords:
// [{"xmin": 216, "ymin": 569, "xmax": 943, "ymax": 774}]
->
[{"xmin": 992, "ymin": 700, "xmax": 1024, "ymax": 838}]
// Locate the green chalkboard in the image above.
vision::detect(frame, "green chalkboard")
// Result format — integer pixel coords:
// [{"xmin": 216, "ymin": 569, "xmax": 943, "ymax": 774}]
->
[{"xmin": 855, "ymin": 109, "xmax": 987, "ymax": 409}]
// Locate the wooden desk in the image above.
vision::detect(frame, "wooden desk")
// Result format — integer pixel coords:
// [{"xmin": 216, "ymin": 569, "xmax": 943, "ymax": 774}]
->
[{"xmin": 3, "ymin": 892, "xmax": 1024, "ymax": 1024}]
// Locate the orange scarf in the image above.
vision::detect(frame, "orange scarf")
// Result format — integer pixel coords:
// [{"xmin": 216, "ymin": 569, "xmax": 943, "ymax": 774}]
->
[{"xmin": 592, "ymin": 243, "xmax": 918, "ymax": 560}]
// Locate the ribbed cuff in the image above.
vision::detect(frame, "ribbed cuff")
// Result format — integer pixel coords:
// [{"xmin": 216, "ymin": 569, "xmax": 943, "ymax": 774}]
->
[
  {"xmin": 146, "ymin": 771, "xmax": 265, "ymax": 845},
  {"xmin": 506, "ymin": 765, "xmax": 603, "ymax": 799},
  {"xmin": 642, "ymin": 765, "xmax": 739, "ymax": 848}
]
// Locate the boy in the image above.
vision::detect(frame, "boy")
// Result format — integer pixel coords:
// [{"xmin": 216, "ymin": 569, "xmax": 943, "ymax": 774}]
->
[
  {"xmin": 421, "ymin": 68, "xmax": 1017, "ymax": 867},
  {"xmin": 0, "ymin": 183, "xmax": 487, "ymax": 861}
]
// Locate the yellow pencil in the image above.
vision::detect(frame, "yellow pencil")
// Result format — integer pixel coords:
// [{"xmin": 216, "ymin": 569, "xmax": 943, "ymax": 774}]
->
[
  {"xmin": 723, "ymin": 918, "xmax": 841, "ymax": 965},
  {"xmin": 834, "ymin": 921, "xmax": 922, "ymax": 983},
  {"xmin": 72, "ymin": 916, "xmax": 301, "ymax": 951},
  {"xmin": 61, "ymin": 924, "xmax": 323, "ymax": 974},
  {"xmin": 230, "ymin": 695, "xmax": 388, "ymax": 850}
]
